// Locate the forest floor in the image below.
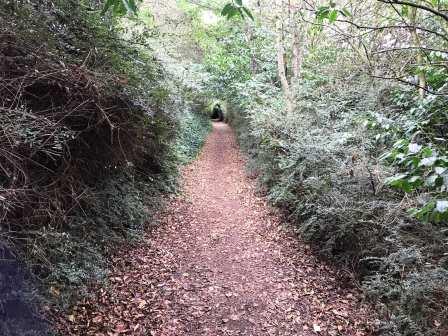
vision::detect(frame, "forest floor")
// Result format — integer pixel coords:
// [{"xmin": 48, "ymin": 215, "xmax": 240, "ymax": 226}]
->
[{"xmin": 55, "ymin": 122, "xmax": 376, "ymax": 336}]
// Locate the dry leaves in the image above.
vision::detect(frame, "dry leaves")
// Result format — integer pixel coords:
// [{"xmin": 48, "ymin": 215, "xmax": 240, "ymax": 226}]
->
[{"xmin": 51, "ymin": 123, "xmax": 376, "ymax": 336}]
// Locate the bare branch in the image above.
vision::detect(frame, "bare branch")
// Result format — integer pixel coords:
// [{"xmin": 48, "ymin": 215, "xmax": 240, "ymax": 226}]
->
[
  {"xmin": 373, "ymin": 46, "xmax": 448, "ymax": 54},
  {"xmin": 336, "ymin": 19, "xmax": 448, "ymax": 42},
  {"xmin": 370, "ymin": 74, "xmax": 448, "ymax": 96},
  {"xmin": 377, "ymin": 0, "xmax": 448, "ymax": 22}
]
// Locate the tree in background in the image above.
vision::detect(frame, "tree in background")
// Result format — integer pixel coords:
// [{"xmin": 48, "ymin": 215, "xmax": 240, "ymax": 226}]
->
[{"xmin": 181, "ymin": 0, "xmax": 448, "ymax": 334}]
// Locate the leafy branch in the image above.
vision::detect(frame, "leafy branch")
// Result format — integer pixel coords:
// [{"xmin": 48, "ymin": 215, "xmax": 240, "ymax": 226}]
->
[
  {"xmin": 101, "ymin": 0, "xmax": 254, "ymax": 21},
  {"xmin": 102, "ymin": 0, "xmax": 141, "ymax": 15},
  {"xmin": 221, "ymin": 0, "xmax": 254, "ymax": 20}
]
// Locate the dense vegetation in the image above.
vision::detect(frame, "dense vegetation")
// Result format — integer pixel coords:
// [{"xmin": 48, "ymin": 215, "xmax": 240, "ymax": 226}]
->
[
  {"xmin": 1, "ymin": 0, "xmax": 448, "ymax": 335},
  {"xmin": 0, "ymin": 0, "xmax": 211, "ymax": 329},
  {"xmin": 181, "ymin": 1, "xmax": 448, "ymax": 335}
]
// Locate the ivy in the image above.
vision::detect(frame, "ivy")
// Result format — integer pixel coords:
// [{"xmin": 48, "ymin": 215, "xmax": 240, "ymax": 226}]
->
[
  {"xmin": 102, "ymin": 0, "xmax": 141, "ymax": 15},
  {"xmin": 315, "ymin": 2, "xmax": 351, "ymax": 25},
  {"xmin": 221, "ymin": 0, "xmax": 254, "ymax": 20},
  {"xmin": 382, "ymin": 138, "xmax": 448, "ymax": 222},
  {"xmin": 102, "ymin": 0, "xmax": 254, "ymax": 21}
]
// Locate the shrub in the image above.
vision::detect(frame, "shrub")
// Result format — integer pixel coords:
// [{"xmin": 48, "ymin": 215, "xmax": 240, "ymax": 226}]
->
[
  {"xmin": 226, "ymin": 71, "xmax": 448, "ymax": 335},
  {"xmin": 0, "ymin": 0, "xmax": 211, "ymax": 315}
]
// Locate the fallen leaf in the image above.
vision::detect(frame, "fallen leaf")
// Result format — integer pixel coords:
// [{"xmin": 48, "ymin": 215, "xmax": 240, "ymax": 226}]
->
[
  {"xmin": 229, "ymin": 314, "xmax": 239, "ymax": 321},
  {"xmin": 115, "ymin": 323, "xmax": 128, "ymax": 333},
  {"xmin": 332, "ymin": 309, "xmax": 348, "ymax": 317},
  {"xmin": 137, "ymin": 299, "xmax": 147, "ymax": 309},
  {"xmin": 50, "ymin": 287, "xmax": 60, "ymax": 297},
  {"xmin": 92, "ymin": 315, "xmax": 103, "ymax": 324}
]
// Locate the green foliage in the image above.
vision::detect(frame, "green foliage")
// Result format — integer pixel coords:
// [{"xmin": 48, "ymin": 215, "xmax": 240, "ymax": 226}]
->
[
  {"xmin": 102, "ymin": 0, "xmax": 254, "ymax": 21},
  {"xmin": 221, "ymin": 1, "xmax": 254, "ymax": 20},
  {"xmin": 0, "ymin": 0, "xmax": 211, "ymax": 315},
  {"xmin": 175, "ymin": 111, "xmax": 212, "ymax": 163},
  {"xmin": 196, "ymin": 11, "xmax": 448, "ymax": 334},
  {"xmin": 370, "ymin": 92, "xmax": 448, "ymax": 224},
  {"xmin": 4, "ymin": 0, "xmax": 447, "ymax": 335},
  {"xmin": 382, "ymin": 139, "xmax": 448, "ymax": 222},
  {"xmin": 315, "ymin": 3, "xmax": 351, "ymax": 24},
  {"xmin": 103, "ymin": 0, "xmax": 142, "ymax": 15},
  {"xmin": 43, "ymin": 169, "xmax": 161, "ymax": 300},
  {"xmin": 231, "ymin": 76, "xmax": 448, "ymax": 335}
]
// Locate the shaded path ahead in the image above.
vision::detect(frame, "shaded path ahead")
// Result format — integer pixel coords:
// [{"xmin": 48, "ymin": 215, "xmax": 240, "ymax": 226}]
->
[{"xmin": 58, "ymin": 122, "xmax": 374, "ymax": 335}]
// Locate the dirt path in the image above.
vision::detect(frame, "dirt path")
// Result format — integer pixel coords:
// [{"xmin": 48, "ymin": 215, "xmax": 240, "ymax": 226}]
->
[{"xmin": 57, "ymin": 122, "xmax": 374, "ymax": 336}]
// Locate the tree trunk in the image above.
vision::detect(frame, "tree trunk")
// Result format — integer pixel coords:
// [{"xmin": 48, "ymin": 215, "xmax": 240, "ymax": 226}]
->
[
  {"xmin": 277, "ymin": 30, "xmax": 294, "ymax": 114},
  {"xmin": 291, "ymin": 31, "xmax": 301, "ymax": 80},
  {"xmin": 409, "ymin": 6, "xmax": 427, "ymax": 99},
  {"xmin": 289, "ymin": 0, "xmax": 302, "ymax": 112},
  {"xmin": 275, "ymin": 0, "xmax": 303, "ymax": 115}
]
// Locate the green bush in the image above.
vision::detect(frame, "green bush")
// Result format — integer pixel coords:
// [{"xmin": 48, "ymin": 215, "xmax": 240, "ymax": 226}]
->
[
  {"xmin": 0, "ymin": 0, "xmax": 211, "ymax": 313},
  {"xmin": 183, "ymin": 3, "xmax": 448, "ymax": 334},
  {"xmin": 225, "ymin": 61, "xmax": 448, "ymax": 335},
  {"xmin": 371, "ymin": 93, "xmax": 448, "ymax": 223},
  {"xmin": 175, "ymin": 110, "xmax": 212, "ymax": 163}
]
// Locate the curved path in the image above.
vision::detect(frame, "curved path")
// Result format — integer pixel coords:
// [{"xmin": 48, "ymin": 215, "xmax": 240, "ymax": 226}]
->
[{"xmin": 56, "ymin": 122, "xmax": 374, "ymax": 335}]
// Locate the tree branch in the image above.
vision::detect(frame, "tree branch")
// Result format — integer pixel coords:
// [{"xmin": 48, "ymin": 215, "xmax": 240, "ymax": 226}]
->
[
  {"xmin": 377, "ymin": 0, "xmax": 448, "ymax": 22},
  {"xmin": 336, "ymin": 19, "xmax": 448, "ymax": 42},
  {"xmin": 373, "ymin": 46, "xmax": 448, "ymax": 54},
  {"xmin": 370, "ymin": 74, "xmax": 448, "ymax": 96}
]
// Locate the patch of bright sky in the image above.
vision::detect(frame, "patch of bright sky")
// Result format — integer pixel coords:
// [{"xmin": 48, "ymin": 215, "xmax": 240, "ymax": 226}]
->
[{"xmin": 201, "ymin": 10, "xmax": 219, "ymax": 25}]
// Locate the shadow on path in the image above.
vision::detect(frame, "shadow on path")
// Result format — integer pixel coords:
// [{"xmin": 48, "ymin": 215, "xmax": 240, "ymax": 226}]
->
[{"xmin": 0, "ymin": 245, "xmax": 48, "ymax": 336}]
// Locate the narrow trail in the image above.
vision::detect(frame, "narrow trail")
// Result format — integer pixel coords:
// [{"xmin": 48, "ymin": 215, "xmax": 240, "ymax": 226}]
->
[{"xmin": 57, "ymin": 122, "xmax": 374, "ymax": 336}]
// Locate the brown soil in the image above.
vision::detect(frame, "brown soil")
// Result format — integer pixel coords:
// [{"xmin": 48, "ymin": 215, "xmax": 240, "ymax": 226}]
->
[{"xmin": 56, "ymin": 122, "xmax": 375, "ymax": 336}]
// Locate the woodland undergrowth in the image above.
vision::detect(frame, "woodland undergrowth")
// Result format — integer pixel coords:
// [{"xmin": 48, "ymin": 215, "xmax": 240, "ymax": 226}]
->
[
  {"xmin": 0, "ymin": 0, "xmax": 210, "ymax": 315},
  {"xmin": 187, "ymin": 9, "xmax": 448, "ymax": 334},
  {"xmin": 228, "ymin": 55, "xmax": 448, "ymax": 336}
]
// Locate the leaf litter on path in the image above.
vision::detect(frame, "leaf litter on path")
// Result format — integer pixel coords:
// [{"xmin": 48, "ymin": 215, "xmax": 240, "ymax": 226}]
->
[{"xmin": 52, "ymin": 122, "xmax": 377, "ymax": 335}]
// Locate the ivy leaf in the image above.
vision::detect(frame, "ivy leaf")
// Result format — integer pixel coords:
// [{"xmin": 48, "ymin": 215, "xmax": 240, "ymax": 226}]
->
[
  {"xmin": 328, "ymin": 9, "xmax": 338, "ymax": 22},
  {"xmin": 242, "ymin": 7, "xmax": 254, "ymax": 20},
  {"xmin": 425, "ymin": 174, "xmax": 439, "ymax": 187},
  {"xmin": 316, "ymin": 6, "xmax": 331, "ymax": 22},
  {"xmin": 436, "ymin": 200, "xmax": 448, "ymax": 213},
  {"xmin": 102, "ymin": 0, "xmax": 140, "ymax": 15},
  {"xmin": 102, "ymin": 0, "xmax": 115, "ymax": 14},
  {"xmin": 408, "ymin": 143, "xmax": 422, "ymax": 154},
  {"xmin": 341, "ymin": 8, "xmax": 352, "ymax": 17},
  {"xmin": 221, "ymin": 2, "xmax": 253, "ymax": 20},
  {"xmin": 434, "ymin": 167, "xmax": 447, "ymax": 175},
  {"xmin": 420, "ymin": 156, "xmax": 437, "ymax": 167},
  {"xmin": 221, "ymin": 3, "xmax": 234, "ymax": 17},
  {"xmin": 221, "ymin": 3, "xmax": 241, "ymax": 19},
  {"xmin": 385, "ymin": 173, "xmax": 411, "ymax": 192}
]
